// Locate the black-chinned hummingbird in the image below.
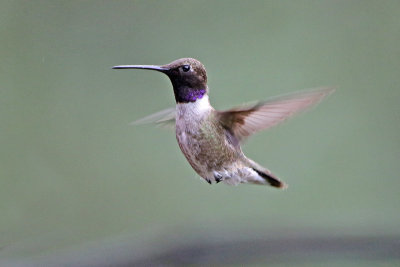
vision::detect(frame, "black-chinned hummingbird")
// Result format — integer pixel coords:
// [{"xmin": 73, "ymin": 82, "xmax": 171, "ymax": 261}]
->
[{"xmin": 113, "ymin": 58, "xmax": 334, "ymax": 189}]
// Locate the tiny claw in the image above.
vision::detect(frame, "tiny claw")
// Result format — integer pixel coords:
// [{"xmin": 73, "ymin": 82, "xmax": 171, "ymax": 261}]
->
[
  {"xmin": 214, "ymin": 173, "xmax": 223, "ymax": 183},
  {"xmin": 206, "ymin": 179, "xmax": 212, "ymax": 185}
]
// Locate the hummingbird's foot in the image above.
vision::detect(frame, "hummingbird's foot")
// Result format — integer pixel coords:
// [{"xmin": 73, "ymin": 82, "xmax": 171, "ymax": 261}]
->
[
  {"xmin": 214, "ymin": 173, "xmax": 223, "ymax": 183},
  {"xmin": 206, "ymin": 178, "xmax": 212, "ymax": 185}
]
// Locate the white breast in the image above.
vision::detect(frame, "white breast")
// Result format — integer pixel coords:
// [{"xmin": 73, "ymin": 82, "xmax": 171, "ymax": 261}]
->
[
  {"xmin": 175, "ymin": 95, "xmax": 213, "ymax": 144},
  {"xmin": 175, "ymin": 95, "xmax": 213, "ymax": 178},
  {"xmin": 176, "ymin": 95, "xmax": 212, "ymax": 120}
]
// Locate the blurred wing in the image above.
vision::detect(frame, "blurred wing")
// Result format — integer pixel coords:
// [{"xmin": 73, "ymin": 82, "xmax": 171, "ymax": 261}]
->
[
  {"xmin": 218, "ymin": 87, "xmax": 335, "ymax": 141},
  {"xmin": 130, "ymin": 107, "xmax": 176, "ymax": 127}
]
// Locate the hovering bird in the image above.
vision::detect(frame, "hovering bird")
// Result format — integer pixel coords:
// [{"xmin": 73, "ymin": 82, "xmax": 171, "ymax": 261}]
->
[{"xmin": 113, "ymin": 58, "xmax": 334, "ymax": 188}]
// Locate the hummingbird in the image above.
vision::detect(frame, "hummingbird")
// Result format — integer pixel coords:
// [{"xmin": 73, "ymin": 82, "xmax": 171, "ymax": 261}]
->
[{"xmin": 113, "ymin": 58, "xmax": 334, "ymax": 188}]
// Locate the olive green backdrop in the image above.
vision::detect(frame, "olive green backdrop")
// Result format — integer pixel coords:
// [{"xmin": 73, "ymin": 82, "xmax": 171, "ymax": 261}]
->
[{"xmin": 1, "ymin": 0, "xmax": 399, "ymax": 266}]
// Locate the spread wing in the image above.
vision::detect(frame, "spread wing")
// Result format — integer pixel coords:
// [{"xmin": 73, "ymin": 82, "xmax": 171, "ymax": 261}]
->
[
  {"xmin": 218, "ymin": 87, "xmax": 335, "ymax": 142},
  {"xmin": 130, "ymin": 107, "xmax": 176, "ymax": 127}
]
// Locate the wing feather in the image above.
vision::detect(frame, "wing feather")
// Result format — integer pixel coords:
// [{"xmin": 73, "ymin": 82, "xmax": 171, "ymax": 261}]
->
[
  {"xmin": 218, "ymin": 87, "xmax": 335, "ymax": 141},
  {"xmin": 130, "ymin": 107, "xmax": 176, "ymax": 127}
]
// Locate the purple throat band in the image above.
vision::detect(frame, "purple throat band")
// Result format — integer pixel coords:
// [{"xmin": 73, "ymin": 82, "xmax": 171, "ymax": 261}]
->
[{"xmin": 185, "ymin": 89, "xmax": 206, "ymax": 102}]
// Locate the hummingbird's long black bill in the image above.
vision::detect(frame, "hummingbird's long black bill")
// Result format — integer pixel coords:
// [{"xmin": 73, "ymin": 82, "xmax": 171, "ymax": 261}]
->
[{"xmin": 112, "ymin": 65, "xmax": 169, "ymax": 73}]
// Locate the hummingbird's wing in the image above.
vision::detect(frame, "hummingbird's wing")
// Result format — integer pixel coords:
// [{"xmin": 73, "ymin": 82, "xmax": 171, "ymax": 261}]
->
[
  {"xmin": 218, "ymin": 87, "xmax": 335, "ymax": 142},
  {"xmin": 130, "ymin": 107, "xmax": 176, "ymax": 127}
]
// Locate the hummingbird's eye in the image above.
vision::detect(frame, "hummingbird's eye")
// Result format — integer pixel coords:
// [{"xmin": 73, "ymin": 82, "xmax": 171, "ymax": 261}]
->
[{"xmin": 182, "ymin": 65, "xmax": 191, "ymax": 72}]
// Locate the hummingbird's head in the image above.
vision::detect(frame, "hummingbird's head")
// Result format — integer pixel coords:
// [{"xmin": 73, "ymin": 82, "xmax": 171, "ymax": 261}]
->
[{"xmin": 113, "ymin": 58, "xmax": 208, "ymax": 103}]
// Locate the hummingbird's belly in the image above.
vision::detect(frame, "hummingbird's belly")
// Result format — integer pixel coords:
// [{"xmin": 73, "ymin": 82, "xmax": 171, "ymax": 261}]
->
[{"xmin": 176, "ymin": 123, "xmax": 241, "ymax": 179}]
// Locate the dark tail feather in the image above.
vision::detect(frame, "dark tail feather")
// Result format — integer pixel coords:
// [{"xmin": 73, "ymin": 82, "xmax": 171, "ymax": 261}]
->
[{"xmin": 253, "ymin": 168, "xmax": 287, "ymax": 189}]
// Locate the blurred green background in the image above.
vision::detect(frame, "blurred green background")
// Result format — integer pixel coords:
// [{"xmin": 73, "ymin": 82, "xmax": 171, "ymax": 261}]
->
[{"xmin": 1, "ymin": 0, "xmax": 399, "ymax": 266}]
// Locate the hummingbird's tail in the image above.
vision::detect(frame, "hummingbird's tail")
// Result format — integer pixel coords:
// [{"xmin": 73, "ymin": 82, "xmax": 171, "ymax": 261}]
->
[
  {"xmin": 248, "ymin": 160, "xmax": 288, "ymax": 189},
  {"xmin": 252, "ymin": 168, "xmax": 287, "ymax": 188}
]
